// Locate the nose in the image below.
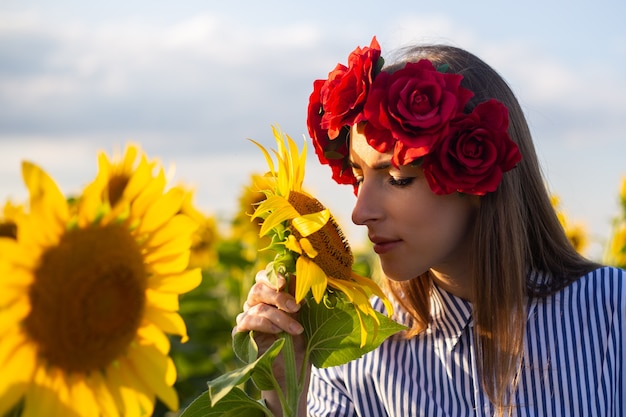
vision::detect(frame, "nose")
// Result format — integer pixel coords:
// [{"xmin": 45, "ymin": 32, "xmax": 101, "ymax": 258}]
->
[{"xmin": 351, "ymin": 180, "xmax": 381, "ymax": 226}]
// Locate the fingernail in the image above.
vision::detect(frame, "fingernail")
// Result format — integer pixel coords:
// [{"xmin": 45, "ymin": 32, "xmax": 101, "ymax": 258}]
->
[
  {"xmin": 289, "ymin": 322, "xmax": 303, "ymax": 334},
  {"xmin": 286, "ymin": 300, "xmax": 300, "ymax": 312}
]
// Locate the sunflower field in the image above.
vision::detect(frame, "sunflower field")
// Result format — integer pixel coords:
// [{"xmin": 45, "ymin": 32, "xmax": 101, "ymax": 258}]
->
[{"xmin": 0, "ymin": 137, "xmax": 624, "ymax": 417}]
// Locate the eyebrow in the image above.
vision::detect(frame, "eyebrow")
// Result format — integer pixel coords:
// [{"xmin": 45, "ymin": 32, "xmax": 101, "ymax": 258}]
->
[{"xmin": 349, "ymin": 160, "xmax": 393, "ymax": 170}]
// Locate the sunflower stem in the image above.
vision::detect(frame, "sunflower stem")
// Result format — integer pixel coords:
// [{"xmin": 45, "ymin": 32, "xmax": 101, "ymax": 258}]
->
[{"xmin": 281, "ymin": 332, "xmax": 300, "ymax": 416}]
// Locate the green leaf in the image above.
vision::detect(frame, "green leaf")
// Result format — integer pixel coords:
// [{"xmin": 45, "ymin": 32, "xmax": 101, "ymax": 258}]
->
[
  {"xmin": 233, "ymin": 330, "xmax": 257, "ymax": 364},
  {"xmin": 180, "ymin": 388, "xmax": 268, "ymax": 417},
  {"xmin": 301, "ymin": 295, "xmax": 406, "ymax": 368},
  {"xmin": 231, "ymin": 331, "xmax": 287, "ymax": 391},
  {"xmin": 207, "ymin": 337, "xmax": 285, "ymax": 404}
]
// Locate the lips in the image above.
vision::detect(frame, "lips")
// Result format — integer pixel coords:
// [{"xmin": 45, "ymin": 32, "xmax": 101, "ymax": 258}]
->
[{"xmin": 369, "ymin": 235, "xmax": 401, "ymax": 255}]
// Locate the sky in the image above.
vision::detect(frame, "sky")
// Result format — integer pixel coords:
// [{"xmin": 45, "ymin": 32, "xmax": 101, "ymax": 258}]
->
[{"xmin": 1, "ymin": 0, "xmax": 625, "ymax": 258}]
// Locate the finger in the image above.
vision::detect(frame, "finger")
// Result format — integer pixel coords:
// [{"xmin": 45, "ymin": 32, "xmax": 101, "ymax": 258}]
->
[
  {"xmin": 247, "ymin": 281, "xmax": 300, "ymax": 313},
  {"xmin": 236, "ymin": 303, "xmax": 303, "ymax": 335},
  {"xmin": 255, "ymin": 269, "xmax": 287, "ymax": 290}
]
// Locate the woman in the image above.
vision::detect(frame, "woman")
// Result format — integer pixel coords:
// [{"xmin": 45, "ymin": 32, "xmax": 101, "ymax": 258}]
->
[{"xmin": 236, "ymin": 37, "xmax": 625, "ymax": 416}]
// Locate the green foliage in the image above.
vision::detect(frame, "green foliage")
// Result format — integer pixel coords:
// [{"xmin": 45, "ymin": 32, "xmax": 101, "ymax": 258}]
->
[
  {"xmin": 302, "ymin": 293, "xmax": 406, "ymax": 368},
  {"xmin": 152, "ymin": 236, "xmax": 259, "ymax": 416}
]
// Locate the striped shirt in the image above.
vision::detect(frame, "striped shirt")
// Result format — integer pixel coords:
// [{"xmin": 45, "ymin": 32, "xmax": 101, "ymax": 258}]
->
[{"xmin": 308, "ymin": 266, "xmax": 625, "ymax": 416}]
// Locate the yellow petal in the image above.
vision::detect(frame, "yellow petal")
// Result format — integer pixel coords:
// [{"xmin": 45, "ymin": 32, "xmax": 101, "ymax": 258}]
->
[
  {"xmin": 144, "ymin": 233, "xmax": 192, "ymax": 265},
  {"xmin": 122, "ymin": 156, "xmax": 153, "ymax": 203},
  {"xmin": 105, "ymin": 360, "xmax": 152, "ymax": 417},
  {"xmin": 148, "ymin": 268, "xmax": 202, "ymax": 294},
  {"xmin": 118, "ymin": 357, "xmax": 156, "ymax": 416},
  {"xmin": 249, "ymin": 139, "xmax": 277, "ymax": 180},
  {"xmin": 86, "ymin": 372, "xmax": 120, "ymax": 417},
  {"xmin": 0, "ymin": 268, "xmax": 32, "ymax": 308},
  {"xmin": 291, "ymin": 209, "xmax": 329, "ymax": 237},
  {"xmin": 130, "ymin": 170, "xmax": 166, "ymax": 220},
  {"xmin": 126, "ymin": 344, "xmax": 179, "ymax": 411},
  {"xmin": 147, "ymin": 251, "xmax": 190, "ymax": 275},
  {"xmin": 22, "ymin": 366, "xmax": 71, "ymax": 417},
  {"xmin": 147, "ymin": 214, "xmax": 198, "ymax": 248},
  {"xmin": 298, "ymin": 237, "xmax": 318, "ymax": 258},
  {"xmin": 137, "ymin": 187, "xmax": 184, "ymax": 235},
  {"xmin": 145, "ymin": 289, "xmax": 179, "ymax": 312},
  {"xmin": 284, "ymin": 234, "xmax": 302, "ymax": 254},
  {"xmin": 349, "ymin": 272, "xmax": 394, "ymax": 316},
  {"xmin": 295, "ymin": 257, "xmax": 327, "ymax": 304},
  {"xmin": 143, "ymin": 307, "xmax": 188, "ymax": 342},
  {"xmin": 135, "ymin": 323, "xmax": 171, "ymax": 355},
  {"xmin": 256, "ymin": 197, "xmax": 299, "ymax": 237},
  {"xmin": 67, "ymin": 375, "xmax": 99, "ymax": 417},
  {"xmin": 0, "ymin": 294, "xmax": 30, "ymax": 334},
  {"xmin": 0, "ymin": 331, "xmax": 36, "ymax": 416},
  {"xmin": 0, "ymin": 238, "xmax": 38, "ymax": 270},
  {"xmin": 21, "ymin": 161, "xmax": 69, "ymax": 225}
]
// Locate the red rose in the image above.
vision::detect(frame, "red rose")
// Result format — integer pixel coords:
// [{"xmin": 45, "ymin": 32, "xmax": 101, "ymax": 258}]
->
[
  {"xmin": 363, "ymin": 60, "xmax": 473, "ymax": 165},
  {"xmin": 307, "ymin": 37, "xmax": 381, "ymax": 189},
  {"xmin": 319, "ymin": 37, "xmax": 381, "ymax": 139},
  {"xmin": 422, "ymin": 99, "xmax": 522, "ymax": 195},
  {"xmin": 307, "ymin": 79, "xmax": 356, "ymax": 186}
]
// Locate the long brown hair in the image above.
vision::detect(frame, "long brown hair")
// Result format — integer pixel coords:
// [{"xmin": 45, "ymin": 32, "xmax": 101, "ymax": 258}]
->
[{"xmin": 381, "ymin": 45, "xmax": 600, "ymax": 413}]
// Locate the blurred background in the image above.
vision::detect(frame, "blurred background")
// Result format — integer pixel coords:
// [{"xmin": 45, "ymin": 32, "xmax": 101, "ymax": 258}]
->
[
  {"xmin": 1, "ymin": 0, "xmax": 625, "ymax": 257},
  {"xmin": 1, "ymin": 0, "xmax": 625, "ymax": 414}
]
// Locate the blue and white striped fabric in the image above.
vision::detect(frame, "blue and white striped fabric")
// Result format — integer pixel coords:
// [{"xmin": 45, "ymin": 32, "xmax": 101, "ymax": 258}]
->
[{"xmin": 308, "ymin": 266, "xmax": 625, "ymax": 416}]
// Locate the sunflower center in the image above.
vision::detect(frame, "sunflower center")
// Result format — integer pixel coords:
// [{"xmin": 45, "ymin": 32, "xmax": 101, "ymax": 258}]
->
[
  {"xmin": 287, "ymin": 191, "xmax": 353, "ymax": 280},
  {"xmin": 108, "ymin": 174, "xmax": 130, "ymax": 206},
  {"xmin": 0, "ymin": 221, "xmax": 17, "ymax": 239},
  {"xmin": 24, "ymin": 223, "xmax": 147, "ymax": 374}
]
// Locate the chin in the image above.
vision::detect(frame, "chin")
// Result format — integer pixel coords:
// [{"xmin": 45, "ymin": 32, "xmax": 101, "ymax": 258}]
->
[{"xmin": 380, "ymin": 265, "xmax": 428, "ymax": 282}]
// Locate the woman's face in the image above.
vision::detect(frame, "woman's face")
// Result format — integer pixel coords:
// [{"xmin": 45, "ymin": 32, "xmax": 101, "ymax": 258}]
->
[{"xmin": 349, "ymin": 125, "xmax": 479, "ymax": 284}]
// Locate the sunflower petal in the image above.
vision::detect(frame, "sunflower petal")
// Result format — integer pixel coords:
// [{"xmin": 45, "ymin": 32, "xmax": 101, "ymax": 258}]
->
[
  {"xmin": 130, "ymin": 169, "xmax": 166, "ymax": 220},
  {"xmin": 298, "ymin": 238, "xmax": 318, "ymax": 258},
  {"xmin": 148, "ymin": 268, "xmax": 202, "ymax": 294},
  {"xmin": 0, "ymin": 294, "xmax": 30, "ymax": 334},
  {"xmin": 138, "ymin": 187, "xmax": 185, "ymax": 235},
  {"xmin": 147, "ymin": 251, "xmax": 190, "ymax": 275},
  {"xmin": 144, "ymin": 307, "xmax": 189, "ymax": 342},
  {"xmin": 86, "ymin": 372, "xmax": 120, "ymax": 417},
  {"xmin": 349, "ymin": 272, "xmax": 394, "ymax": 316},
  {"xmin": 145, "ymin": 289, "xmax": 179, "ymax": 312},
  {"xmin": 21, "ymin": 161, "xmax": 69, "ymax": 225},
  {"xmin": 284, "ymin": 235, "xmax": 302, "ymax": 254},
  {"xmin": 67, "ymin": 375, "xmax": 99, "ymax": 417},
  {"xmin": 249, "ymin": 139, "xmax": 277, "ymax": 179},
  {"xmin": 126, "ymin": 344, "xmax": 179, "ymax": 411},
  {"xmin": 295, "ymin": 257, "xmax": 327, "ymax": 303},
  {"xmin": 0, "ymin": 331, "xmax": 36, "ymax": 416},
  {"xmin": 147, "ymin": 214, "xmax": 198, "ymax": 248},
  {"xmin": 291, "ymin": 209, "xmax": 330, "ymax": 237},
  {"xmin": 106, "ymin": 360, "xmax": 154, "ymax": 417},
  {"xmin": 135, "ymin": 323, "xmax": 171, "ymax": 355},
  {"xmin": 0, "ymin": 237, "xmax": 38, "ymax": 270},
  {"xmin": 22, "ymin": 366, "xmax": 71, "ymax": 417}
]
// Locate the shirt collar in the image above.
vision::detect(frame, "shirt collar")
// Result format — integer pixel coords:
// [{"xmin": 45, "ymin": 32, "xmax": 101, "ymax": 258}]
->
[{"xmin": 430, "ymin": 283, "xmax": 473, "ymax": 351}]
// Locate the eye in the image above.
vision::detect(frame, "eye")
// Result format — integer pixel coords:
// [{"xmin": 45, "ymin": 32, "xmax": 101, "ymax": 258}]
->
[{"xmin": 389, "ymin": 176, "xmax": 415, "ymax": 187}]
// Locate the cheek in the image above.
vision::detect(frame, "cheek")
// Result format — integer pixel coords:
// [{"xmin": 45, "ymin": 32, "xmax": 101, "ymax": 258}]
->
[{"xmin": 403, "ymin": 194, "xmax": 476, "ymax": 251}]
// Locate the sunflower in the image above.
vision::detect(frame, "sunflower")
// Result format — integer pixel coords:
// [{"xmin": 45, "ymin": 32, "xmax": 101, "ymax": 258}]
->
[
  {"xmin": 0, "ymin": 147, "xmax": 201, "ymax": 416},
  {"xmin": 230, "ymin": 172, "xmax": 275, "ymax": 266},
  {"xmin": 551, "ymin": 194, "xmax": 588, "ymax": 254},
  {"xmin": 251, "ymin": 126, "xmax": 393, "ymax": 347},
  {"xmin": 0, "ymin": 200, "xmax": 22, "ymax": 239}
]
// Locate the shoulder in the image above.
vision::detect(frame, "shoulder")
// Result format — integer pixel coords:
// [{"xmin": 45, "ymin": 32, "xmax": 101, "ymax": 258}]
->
[
  {"xmin": 573, "ymin": 265, "xmax": 625, "ymax": 298},
  {"xmin": 533, "ymin": 266, "xmax": 626, "ymax": 318}
]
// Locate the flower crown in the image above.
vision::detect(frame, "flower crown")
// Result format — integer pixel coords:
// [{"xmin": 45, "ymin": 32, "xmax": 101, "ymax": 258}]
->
[{"xmin": 307, "ymin": 36, "xmax": 522, "ymax": 196}]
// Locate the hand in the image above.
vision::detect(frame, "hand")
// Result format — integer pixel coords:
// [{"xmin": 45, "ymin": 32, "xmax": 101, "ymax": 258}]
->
[
  {"xmin": 235, "ymin": 270, "xmax": 304, "ymax": 336},
  {"xmin": 234, "ymin": 271, "xmax": 311, "ymax": 417}
]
